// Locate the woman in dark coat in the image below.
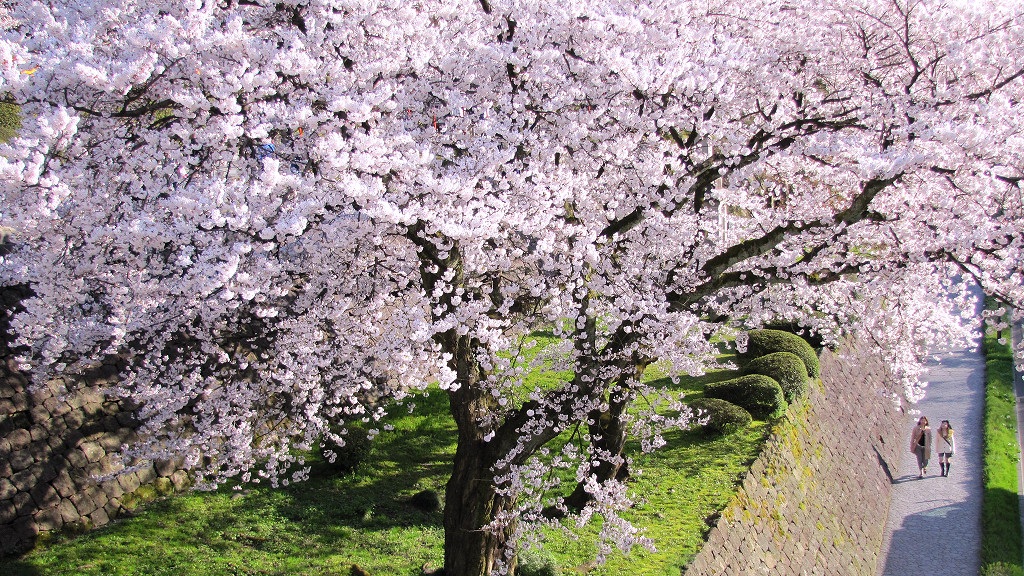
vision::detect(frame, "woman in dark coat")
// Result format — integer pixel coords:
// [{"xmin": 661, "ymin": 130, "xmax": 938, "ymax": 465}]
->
[{"xmin": 910, "ymin": 416, "xmax": 933, "ymax": 478}]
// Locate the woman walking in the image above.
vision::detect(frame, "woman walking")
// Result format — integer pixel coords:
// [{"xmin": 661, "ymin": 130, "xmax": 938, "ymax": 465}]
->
[
  {"xmin": 910, "ymin": 416, "xmax": 933, "ymax": 478},
  {"xmin": 936, "ymin": 420, "xmax": 955, "ymax": 477}
]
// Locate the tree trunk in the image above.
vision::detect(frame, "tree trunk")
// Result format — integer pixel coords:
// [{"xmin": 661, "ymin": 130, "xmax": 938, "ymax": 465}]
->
[
  {"xmin": 563, "ymin": 362, "xmax": 646, "ymax": 511},
  {"xmin": 563, "ymin": 386, "xmax": 631, "ymax": 511},
  {"xmin": 442, "ymin": 437, "xmax": 516, "ymax": 576}
]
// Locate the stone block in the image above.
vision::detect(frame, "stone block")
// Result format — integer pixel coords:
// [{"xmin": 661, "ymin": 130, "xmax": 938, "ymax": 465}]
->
[
  {"xmin": 118, "ymin": 472, "xmax": 141, "ymax": 494},
  {"xmin": 47, "ymin": 432, "xmax": 66, "ymax": 451},
  {"xmin": 69, "ymin": 492, "xmax": 96, "ymax": 516},
  {"xmin": 0, "ymin": 477, "xmax": 16, "ymax": 500},
  {"xmin": 28, "ymin": 406, "xmax": 50, "ymax": 425},
  {"xmin": 137, "ymin": 463, "xmax": 157, "ymax": 485},
  {"xmin": 63, "ymin": 429, "xmax": 84, "ymax": 448},
  {"xmin": 33, "ymin": 505, "xmax": 62, "ymax": 531},
  {"xmin": 103, "ymin": 499, "xmax": 120, "ymax": 519},
  {"xmin": 52, "ymin": 469, "xmax": 76, "ymax": 498},
  {"xmin": 89, "ymin": 458, "xmax": 121, "ymax": 477},
  {"xmin": 80, "ymin": 441, "xmax": 105, "ymax": 463},
  {"xmin": 29, "ymin": 484, "xmax": 59, "ymax": 509},
  {"xmin": 10, "ymin": 393, "xmax": 29, "ymax": 411},
  {"xmin": 8, "ymin": 450, "xmax": 33, "ymax": 472},
  {"xmin": 88, "ymin": 507, "xmax": 109, "ymax": 527},
  {"xmin": 101, "ymin": 479, "xmax": 124, "ymax": 499},
  {"xmin": 170, "ymin": 470, "xmax": 190, "ymax": 490},
  {"xmin": 42, "ymin": 396, "xmax": 61, "ymax": 413},
  {"xmin": 11, "ymin": 466, "xmax": 40, "ymax": 491},
  {"xmin": 29, "ymin": 425, "xmax": 48, "ymax": 442},
  {"xmin": 64, "ymin": 446, "xmax": 87, "ymax": 469},
  {"xmin": 37, "ymin": 462, "xmax": 58, "ymax": 485},
  {"xmin": 58, "ymin": 498, "xmax": 80, "ymax": 523},
  {"xmin": 6, "ymin": 428, "xmax": 31, "ymax": 450},
  {"xmin": 12, "ymin": 491, "xmax": 33, "ymax": 514},
  {"xmin": 29, "ymin": 440, "xmax": 51, "ymax": 461},
  {"xmin": 155, "ymin": 459, "xmax": 176, "ymax": 477},
  {"xmin": 0, "ymin": 499, "xmax": 15, "ymax": 523},
  {"xmin": 66, "ymin": 393, "xmax": 84, "ymax": 410},
  {"xmin": 0, "ymin": 398, "xmax": 14, "ymax": 414},
  {"xmin": 63, "ymin": 409, "xmax": 85, "ymax": 429},
  {"xmin": 100, "ymin": 416, "xmax": 119, "ymax": 433},
  {"xmin": 98, "ymin": 433, "xmax": 124, "ymax": 452}
]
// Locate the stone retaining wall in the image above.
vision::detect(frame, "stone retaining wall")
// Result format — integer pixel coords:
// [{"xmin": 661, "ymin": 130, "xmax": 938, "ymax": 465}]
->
[
  {"xmin": 0, "ymin": 287, "xmax": 186, "ymax": 555},
  {"xmin": 684, "ymin": 341, "xmax": 906, "ymax": 576}
]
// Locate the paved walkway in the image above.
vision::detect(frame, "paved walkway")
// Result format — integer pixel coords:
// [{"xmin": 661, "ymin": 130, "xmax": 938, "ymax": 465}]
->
[{"xmin": 876, "ymin": 313, "xmax": 986, "ymax": 575}]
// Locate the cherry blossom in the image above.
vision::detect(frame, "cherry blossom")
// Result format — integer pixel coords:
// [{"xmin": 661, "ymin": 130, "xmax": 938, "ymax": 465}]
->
[{"xmin": 1, "ymin": 0, "xmax": 1022, "ymax": 574}]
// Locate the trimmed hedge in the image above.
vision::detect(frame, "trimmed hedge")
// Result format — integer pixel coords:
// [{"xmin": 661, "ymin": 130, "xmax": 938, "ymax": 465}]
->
[
  {"xmin": 742, "ymin": 329, "xmax": 819, "ymax": 377},
  {"xmin": 688, "ymin": 397, "xmax": 753, "ymax": 434},
  {"xmin": 744, "ymin": 352, "xmax": 808, "ymax": 402},
  {"xmin": 705, "ymin": 374, "xmax": 787, "ymax": 419}
]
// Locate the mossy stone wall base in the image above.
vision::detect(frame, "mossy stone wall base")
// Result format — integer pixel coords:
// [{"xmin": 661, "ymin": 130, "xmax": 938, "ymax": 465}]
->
[{"xmin": 684, "ymin": 340, "xmax": 904, "ymax": 576}]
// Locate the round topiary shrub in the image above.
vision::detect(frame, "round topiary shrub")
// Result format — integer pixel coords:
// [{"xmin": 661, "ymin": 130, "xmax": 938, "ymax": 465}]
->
[
  {"xmin": 688, "ymin": 397, "xmax": 752, "ymax": 434},
  {"xmin": 742, "ymin": 329, "xmax": 819, "ymax": 377},
  {"xmin": 744, "ymin": 351, "xmax": 808, "ymax": 402},
  {"xmin": 704, "ymin": 374, "xmax": 787, "ymax": 419}
]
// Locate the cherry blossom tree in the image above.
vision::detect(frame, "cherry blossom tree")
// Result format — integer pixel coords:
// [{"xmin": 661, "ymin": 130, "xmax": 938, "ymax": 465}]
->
[{"xmin": 1, "ymin": 0, "xmax": 1023, "ymax": 574}]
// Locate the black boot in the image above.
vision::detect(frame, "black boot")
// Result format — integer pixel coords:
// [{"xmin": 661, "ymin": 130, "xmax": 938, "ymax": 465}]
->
[
  {"xmin": 940, "ymin": 463, "xmax": 946, "ymax": 476},
  {"xmin": 944, "ymin": 462, "xmax": 950, "ymax": 476}
]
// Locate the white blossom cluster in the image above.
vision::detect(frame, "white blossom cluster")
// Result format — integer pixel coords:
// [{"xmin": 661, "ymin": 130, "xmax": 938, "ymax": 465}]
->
[{"xmin": 1, "ymin": 0, "xmax": 1022, "ymax": 571}]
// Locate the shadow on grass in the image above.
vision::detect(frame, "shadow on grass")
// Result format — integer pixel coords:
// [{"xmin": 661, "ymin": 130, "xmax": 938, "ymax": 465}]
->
[
  {"xmin": 985, "ymin": 486, "xmax": 1024, "ymax": 567},
  {"xmin": 0, "ymin": 392, "xmax": 458, "ymax": 576},
  {"xmin": 0, "ymin": 558, "xmax": 44, "ymax": 576}
]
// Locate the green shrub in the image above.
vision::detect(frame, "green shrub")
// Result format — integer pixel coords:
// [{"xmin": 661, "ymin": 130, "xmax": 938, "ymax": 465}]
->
[
  {"xmin": 410, "ymin": 489, "xmax": 441, "ymax": 512},
  {"xmin": 325, "ymin": 425, "xmax": 372, "ymax": 474},
  {"xmin": 742, "ymin": 329, "xmax": 819, "ymax": 377},
  {"xmin": 982, "ymin": 562, "xmax": 1024, "ymax": 576},
  {"xmin": 704, "ymin": 374, "xmax": 787, "ymax": 419},
  {"xmin": 516, "ymin": 547, "xmax": 560, "ymax": 576},
  {"xmin": 763, "ymin": 322, "xmax": 826, "ymax": 349},
  {"xmin": 688, "ymin": 397, "xmax": 752, "ymax": 434},
  {"xmin": 744, "ymin": 352, "xmax": 808, "ymax": 402},
  {"xmin": 0, "ymin": 102, "xmax": 20, "ymax": 143}
]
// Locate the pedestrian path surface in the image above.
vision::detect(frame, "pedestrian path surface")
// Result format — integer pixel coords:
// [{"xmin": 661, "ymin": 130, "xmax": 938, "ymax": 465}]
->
[{"xmin": 876, "ymin": 325, "xmax": 986, "ymax": 575}]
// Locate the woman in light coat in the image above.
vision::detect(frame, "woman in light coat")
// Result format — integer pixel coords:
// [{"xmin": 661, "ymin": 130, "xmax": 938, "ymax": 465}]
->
[
  {"xmin": 935, "ymin": 420, "xmax": 955, "ymax": 477},
  {"xmin": 910, "ymin": 416, "xmax": 933, "ymax": 478}
]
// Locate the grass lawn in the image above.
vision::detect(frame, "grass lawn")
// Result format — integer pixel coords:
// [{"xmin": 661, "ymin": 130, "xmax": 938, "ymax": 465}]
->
[
  {"xmin": 980, "ymin": 301, "xmax": 1023, "ymax": 576},
  {"xmin": 0, "ymin": 337, "xmax": 769, "ymax": 576}
]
